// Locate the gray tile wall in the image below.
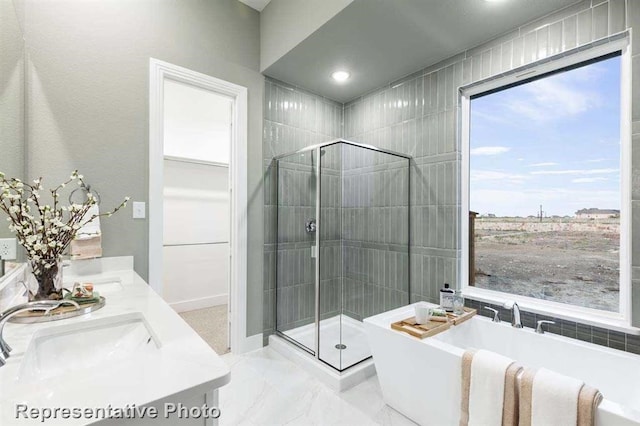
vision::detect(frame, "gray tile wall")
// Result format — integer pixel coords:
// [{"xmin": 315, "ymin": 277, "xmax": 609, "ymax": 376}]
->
[
  {"xmin": 263, "ymin": 78, "xmax": 412, "ymax": 340},
  {"xmin": 627, "ymin": 0, "xmax": 640, "ymax": 327},
  {"xmin": 319, "ymin": 154, "xmax": 343, "ymax": 325},
  {"xmin": 263, "ymin": 78, "xmax": 343, "ymax": 340},
  {"xmin": 273, "ymin": 158, "xmax": 317, "ymax": 333},
  {"xmin": 343, "ymin": 58, "xmax": 460, "ymax": 305},
  {"xmin": 344, "ymin": 0, "xmax": 635, "ymax": 313},
  {"xmin": 340, "ymin": 144, "xmax": 410, "ymax": 320},
  {"xmin": 265, "ymin": 0, "xmax": 640, "ymax": 350}
]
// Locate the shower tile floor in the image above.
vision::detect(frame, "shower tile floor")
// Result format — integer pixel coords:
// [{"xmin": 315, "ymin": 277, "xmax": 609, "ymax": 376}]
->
[
  {"xmin": 219, "ymin": 347, "xmax": 417, "ymax": 425},
  {"xmin": 283, "ymin": 314, "xmax": 371, "ymax": 370}
]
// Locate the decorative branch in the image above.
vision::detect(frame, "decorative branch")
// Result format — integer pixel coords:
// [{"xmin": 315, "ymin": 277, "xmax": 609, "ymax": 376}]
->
[{"xmin": 0, "ymin": 170, "xmax": 129, "ymax": 276}]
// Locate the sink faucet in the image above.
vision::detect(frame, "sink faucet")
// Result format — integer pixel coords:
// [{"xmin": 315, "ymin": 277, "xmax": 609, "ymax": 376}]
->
[
  {"xmin": 503, "ymin": 301, "xmax": 523, "ymax": 328},
  {"xmin": 0, "ymin": 300, "xmax": 79, "ymax": 366}
]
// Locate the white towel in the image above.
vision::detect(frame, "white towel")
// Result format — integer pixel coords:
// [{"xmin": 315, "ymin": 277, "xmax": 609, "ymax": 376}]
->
[
  {"xmin": 76, "ymin": 204, "xmax": 101, "ymax": 239},
  {"xmin": 531, "ymin": 368, "xmax": 583, "ymax": 426},
  {"xmin": 468, "ymin": 349, "xmax": 514, "ymax": 426}
]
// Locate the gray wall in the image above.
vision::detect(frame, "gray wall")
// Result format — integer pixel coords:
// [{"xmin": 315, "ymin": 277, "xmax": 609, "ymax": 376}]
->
[
  {"xmin": 0, "ymin": 0, "xmax": 25, "ymax": 241},
  {"xmin": 344, "ymin": 0, "xmax": 637, "ymax": 310},
  {"xmin": 318, "ymin": 145, "xmax": 343, "ymax": 324},
  {"xmin": 265, "ymin": 0, "xmax": 640, "ymax": 335},
  {"xmin": 260, "ymin": 0, "xmax": 353, "ymax": 71},
  {"xmin": 340, "ymin": 144, "xmax": 410, "ymax": 320},
  {"xmin": 21, "ymin": 0, "xmax": 266, "ymax": 336},
  {"xmin": 629, "ymin": 0, "xmax": 640, "ymax": 327},
  {"xmin": 263, "ymin": 77, "xmax": 412, "ymax": 338},
  {"xmin": 343, "ymin": 58, "xmax": 459, "ymax": 304},
  {"xmin": 263, "ymin": 78, "xmax": 342, "ymax": 340},
  {"xmin": 272, "ymin": 154, "xmax": 318, "ymax": 333}
]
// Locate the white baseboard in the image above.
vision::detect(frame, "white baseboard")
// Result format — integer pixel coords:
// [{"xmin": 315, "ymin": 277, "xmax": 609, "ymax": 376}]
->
[
  {"xmin": 169, "ymin": 294, "xmax": 228, "ymax": 313},
  {"xmin": 235, "ymin": 333, "xmax": 263, "ymax": 354}
]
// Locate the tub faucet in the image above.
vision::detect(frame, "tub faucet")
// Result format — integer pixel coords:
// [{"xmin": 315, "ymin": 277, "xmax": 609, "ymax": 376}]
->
[
  {"xmin": 0, "ymin": 300, "xmax": 79, "ymax": 366},
  {"xmin": 536, "ymin": 320, "xmax": 555, "ymax": 334},
  {"xmin": 504, "ymin": 301, "xmax": 523, "ymax": 328},
  {"xmin": 483, "ymin": 307, "xmax": 500, "ymax": 323}
]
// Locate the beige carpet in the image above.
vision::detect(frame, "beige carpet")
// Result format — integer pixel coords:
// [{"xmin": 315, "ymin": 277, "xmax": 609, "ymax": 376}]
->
[{"xmin": 179, "ymin": 305, "xmax": 230, "ymax": 355}]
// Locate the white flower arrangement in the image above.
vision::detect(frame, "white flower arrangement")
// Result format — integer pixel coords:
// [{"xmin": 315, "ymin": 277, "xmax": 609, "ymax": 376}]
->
[{"xmin": 0, "ymin": 170, "xmax": 128, "ymax": 299}]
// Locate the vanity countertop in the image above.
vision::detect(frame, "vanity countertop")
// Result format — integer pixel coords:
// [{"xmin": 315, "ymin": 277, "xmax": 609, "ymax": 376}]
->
[{"xmin": 0, "ymin": 257, "xmax": 230, "ymax": 425}]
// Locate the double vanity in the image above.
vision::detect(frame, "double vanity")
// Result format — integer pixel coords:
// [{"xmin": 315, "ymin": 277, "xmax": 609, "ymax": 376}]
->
[{"xmin": 0, "ymin": 257, "xmax": 230, "ymax": 425}]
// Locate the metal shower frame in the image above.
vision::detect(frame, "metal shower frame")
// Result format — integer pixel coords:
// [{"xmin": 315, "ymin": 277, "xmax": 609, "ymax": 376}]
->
[{"xmin": 273, "ymin": 138, "xmax": 412, "ymax": 372}]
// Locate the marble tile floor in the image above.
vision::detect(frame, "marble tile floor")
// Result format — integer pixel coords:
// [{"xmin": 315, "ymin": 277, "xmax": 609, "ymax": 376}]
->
[{"xmin": 218, "ymin": 347, "xmax": 417, "ymax": 426}]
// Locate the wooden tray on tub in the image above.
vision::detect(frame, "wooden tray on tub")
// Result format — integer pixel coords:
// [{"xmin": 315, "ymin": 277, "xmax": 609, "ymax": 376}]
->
[
  {"xmin": 448, "ymin": 307, "xmax": 477, "ymax": 325},
  {"xmin": 391, "ymin": 317, "xmax": 451, "ymax": 339},
  {"xmin": 391, "ymin": 307, "xmax": 477, "ymax": 339}
]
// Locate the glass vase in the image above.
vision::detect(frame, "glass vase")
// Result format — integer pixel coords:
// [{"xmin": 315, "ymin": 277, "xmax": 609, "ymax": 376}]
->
[
  {"xmin": 27, "ymin": 258, "xmax": 64, "ymax": 301},
  {"xmin": 453, "ymin": 290, "xmax": 465, "ymax": 315}
]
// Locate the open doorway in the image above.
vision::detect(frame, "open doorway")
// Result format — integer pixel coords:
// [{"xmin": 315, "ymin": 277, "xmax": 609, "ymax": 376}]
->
[
  {"xmin": 162, "ymin": 79, "xmax": 231, "ymax": 354},
  {"xmin": 149, "ymin": 59, "xmax": 253, "ymax": 355}
]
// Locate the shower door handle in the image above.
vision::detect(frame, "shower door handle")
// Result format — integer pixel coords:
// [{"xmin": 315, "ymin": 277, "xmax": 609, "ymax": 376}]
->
[{"xmin": 311, "ymin": 245, "xmax": 318, "ymax": 258}]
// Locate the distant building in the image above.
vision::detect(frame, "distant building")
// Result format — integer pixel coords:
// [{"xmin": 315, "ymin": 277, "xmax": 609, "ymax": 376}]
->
[{"xmin": 575, "ymin": 208, "xmax": 620, "ymax": 219}]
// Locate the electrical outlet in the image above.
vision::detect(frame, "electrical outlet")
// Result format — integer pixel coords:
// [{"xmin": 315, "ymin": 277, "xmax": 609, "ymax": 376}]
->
[{"xmin": 0, "ymin": 238, "xmax": 17, "ymax": 260}]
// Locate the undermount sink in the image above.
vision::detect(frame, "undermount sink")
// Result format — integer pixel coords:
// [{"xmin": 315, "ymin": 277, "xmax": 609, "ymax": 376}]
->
[
  {"xmin": 64, "ymin": 277, "xmax": 125, "ymax": 295},
  {"xmin": 18, "ymin": 313, "xmax": 160, "ymax": 381}
]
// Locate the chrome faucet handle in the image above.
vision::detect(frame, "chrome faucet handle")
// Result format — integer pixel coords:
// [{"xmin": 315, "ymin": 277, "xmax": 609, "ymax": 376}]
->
[
  {"xmin": 483, "ymin": 307, "xmax": 500, "ymax": 323},
  {"xmin": 40, "ymin": 299, "xmax": 79, "ymax": 315},
  {"xmin": 536, "ymin": 320, "xmax": 555, "ymax": 334},
  {"xmin": 37, "ymin": 300, "xmax": 80, "ymax": 317}
]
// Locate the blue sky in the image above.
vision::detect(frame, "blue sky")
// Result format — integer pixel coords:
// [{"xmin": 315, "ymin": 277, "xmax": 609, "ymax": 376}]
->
[{"xmin": 470, "ymin": 55, "xmax": 621, "ymax": 217}]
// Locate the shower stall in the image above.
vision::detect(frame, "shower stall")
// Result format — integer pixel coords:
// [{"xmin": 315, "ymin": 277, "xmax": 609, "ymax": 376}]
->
[{"xmin": 272, "ymin": 139, "xmax": 410, "ymax": 372}]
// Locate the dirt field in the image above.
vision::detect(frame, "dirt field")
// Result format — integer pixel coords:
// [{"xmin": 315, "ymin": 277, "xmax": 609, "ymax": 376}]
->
[{"xmin": 472, "ymin": 218, "xmax": 620, "ymax": 312}]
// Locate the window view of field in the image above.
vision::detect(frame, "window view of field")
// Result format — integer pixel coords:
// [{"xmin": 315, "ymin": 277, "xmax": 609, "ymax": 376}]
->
[
  {"xmin": 469, "ymin": 55, "xmax": 621, "ymax": 312},
  {"xmin": 473, "ymin": 216, "xmax": 620, "ymax": 311}
]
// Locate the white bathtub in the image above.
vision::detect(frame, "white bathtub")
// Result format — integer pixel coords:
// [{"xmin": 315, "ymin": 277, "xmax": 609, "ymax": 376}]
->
[{"xmin": 364, "ymin": 303, "xmax": 640, "ymax": 426}]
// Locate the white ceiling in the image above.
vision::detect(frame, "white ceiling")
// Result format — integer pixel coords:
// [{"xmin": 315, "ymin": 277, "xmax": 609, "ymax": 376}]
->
[
  {"xmin": 238, "ymin": 0, "xmax": 272, "ymax": 12},
  {"xmin": 263, "ymin": 0, "xmax": 582, "ymax": 103}
]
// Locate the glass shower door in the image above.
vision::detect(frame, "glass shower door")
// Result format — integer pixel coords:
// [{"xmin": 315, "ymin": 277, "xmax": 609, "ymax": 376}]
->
[
  {"xmin": 274, "ymin": 139, "xmax": 411, "ymax": 370},
  {"xmin": 275, "ymin": 150, "xmax": 318, "ymax": 354},
  {"xmin": 317, "ymin": 144, "xmax": 343, "ymax": 369},
  {"xmin": 319, "ymin": 142, "xmax": 410, "ymax": 371}
]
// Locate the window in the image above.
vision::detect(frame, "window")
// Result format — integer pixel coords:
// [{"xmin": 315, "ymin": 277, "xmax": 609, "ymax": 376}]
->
[{"xmin": 462, "ymin": 47, "xmax": 629, "ymax": 318}]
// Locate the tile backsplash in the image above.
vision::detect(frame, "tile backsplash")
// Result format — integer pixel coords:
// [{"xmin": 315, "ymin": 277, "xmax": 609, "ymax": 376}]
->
[{"xmin": 465, "ymin": 298, "xmax": 640, "ymax": 355}]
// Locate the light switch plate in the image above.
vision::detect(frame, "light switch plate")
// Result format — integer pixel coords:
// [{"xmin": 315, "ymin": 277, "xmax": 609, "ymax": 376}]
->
[
  {"xmin": 0, "ymin": 238, "xmax": 17, "ymax": 260},
  {"xmin": 132, "ymin": 202, "xmax": 146, "ymax": 219}
]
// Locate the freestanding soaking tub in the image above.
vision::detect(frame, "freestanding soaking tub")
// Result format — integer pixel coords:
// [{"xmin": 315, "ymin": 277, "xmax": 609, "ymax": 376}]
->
[{"xmin": 364, "ymin": 303, "xmax": 640, "ymax": 426}]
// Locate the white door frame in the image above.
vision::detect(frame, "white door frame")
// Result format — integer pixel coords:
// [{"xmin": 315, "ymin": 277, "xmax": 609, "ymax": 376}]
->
[{"xmin": 149, "ymin": 58, "xmax": 257, "ymax": 354}]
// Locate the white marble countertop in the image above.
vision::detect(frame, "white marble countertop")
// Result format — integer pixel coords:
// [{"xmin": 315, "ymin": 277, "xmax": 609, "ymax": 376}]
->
[{"xmin": 0, "ymin": 257, "xmax": 230, "ymax": 425}]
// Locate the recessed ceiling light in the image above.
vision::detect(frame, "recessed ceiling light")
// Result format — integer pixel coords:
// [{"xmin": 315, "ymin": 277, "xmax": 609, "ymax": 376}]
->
[{"xmin": 331, "ymin": 70, "xmax": 350, "ymax": 82}]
